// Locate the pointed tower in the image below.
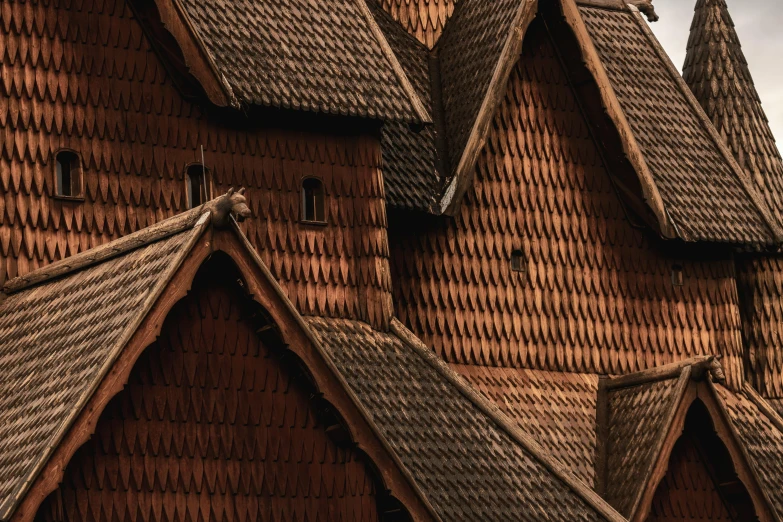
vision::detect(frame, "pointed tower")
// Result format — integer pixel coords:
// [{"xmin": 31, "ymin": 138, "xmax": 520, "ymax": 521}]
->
[
  {"xmin": 683, "ymin": 0, "xmax": 783, "ymax": 217},
  {"xmin": 684, "ymin": 0, "xmax": 783, "ymax": 403}
]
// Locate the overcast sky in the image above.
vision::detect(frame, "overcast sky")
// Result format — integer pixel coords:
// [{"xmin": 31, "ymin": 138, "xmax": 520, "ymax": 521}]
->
[{"xmin": 649, "ymin": 0, "xmax": 783, "ymax": 146}]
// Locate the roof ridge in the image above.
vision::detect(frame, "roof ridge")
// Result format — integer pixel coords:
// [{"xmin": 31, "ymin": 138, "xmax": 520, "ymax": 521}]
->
[
  {"xmin": 356, "ymin": 0, "xmax": 432, "ymax": 123},
  {"xmin": 0, "ymin": 216, "xmax": 210, "ymax": 521},
  {"xmin": 2, "ymin": 207, "xmax": 210, "ymax": 295},
  {"xmin": 389, "ymin": 319, "xmax": 627, "ymax": 522},
  {"xmin": 605, "ymin": 355, "xmax": 720, "ymax": 390},
  {"xmin": 743, "ymin": 383, "xmax": 783, "ymax": 435},
  {"xmin": 627, "ymin": 4, "xmax": 783, "ymax": 244}
]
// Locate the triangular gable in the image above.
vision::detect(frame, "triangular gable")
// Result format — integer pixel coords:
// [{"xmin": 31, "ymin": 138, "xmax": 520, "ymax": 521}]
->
[
  {"xmin": 596, "ymin": 358, "xmax": 777, "ymax": 521},
  {"xmin": 0, "ymin": 196, "xmax": 438, "ymax": 522},
  {"xmin": 0, "ymin": 208, "xmax": 210, "ymax": 520},
  {"xmin": 386, "ymin": 0, "xmax": 782, "ymax": 246}
]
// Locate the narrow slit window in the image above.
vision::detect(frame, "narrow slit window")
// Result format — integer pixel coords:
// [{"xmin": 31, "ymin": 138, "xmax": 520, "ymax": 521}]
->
[
  {"xmin": 186, "ymin": 164, "xmax": 209, "ymax": 208},
  {"xmin": 672, "ymin": 264, "xmax": 684, "ymax": 287},
  {"xmin": 55, "ymin": 150, "xmax": 82, "ymax": 198},
  {"xmin": 511, "ymin": 249, "xmax": 526, "ymax": 274},
  {"xmin": 302, "ymin": 177, "xmax": 326, "ymax": 223}
]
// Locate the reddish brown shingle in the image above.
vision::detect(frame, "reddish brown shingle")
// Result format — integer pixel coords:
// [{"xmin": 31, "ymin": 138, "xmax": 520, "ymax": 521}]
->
[
  {"xmin": 308, "ymin": 316, "xmax": 624, "ymax": 522},
  {"xmin": 683, "ymin": 0, "xmax": 783, "ymax": 401},
  {"xmin": 684, "ymin": 0, "xmax": 783, "ymax": 221},
  {"xmin": 375, "ymin": 0, "xmax": 458, "ymax": 48},
  {"xmin": 453, "ymin": 365, "xmax": 599, "ymax": 486}
]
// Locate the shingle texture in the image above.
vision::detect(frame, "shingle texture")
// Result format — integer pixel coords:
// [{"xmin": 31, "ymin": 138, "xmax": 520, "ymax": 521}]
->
[
  {"xmin": 307, "ymin": 316, "xmax": 615, "ymax": 522},
  {"xmin": 0, "ymin": 213, "xmax": 205, "ymax": 518},
  {"xmin": 453, "ymin": 365, "xmax": 599, "ymax": 486},
  {"xmin": 375, "ymin": 0, "xmax": 458, "ymax": 47},
  {"xmin": 580, "ymin": 6, "xmax": 773, "ymax": 244},
  {"xmin": 34, "ymin": 261, "xmax": 385, "ymax": 522},
  {"xmin": 390, "ymin": 19, "xmax": 748, "ymax": 388},
  {"xmin": 715, "ymin": 385, "xmax": 783, "ymax": 520},
  {"xmin": 438, "ymin": 0, "xmax": 523, "ymax": 176},
  {"xmin": 605, "ymin": 376, "xmax": 683, "ymax": 517},
  {"xmin": 683, "ymin": 0, "xmax": 783, "ymax": 400},
  {"xmin": 683, "ymin": 0, "xmax": 783, "ymax": 221},
  {"xmin": 369, "ymin": 1, "xmax": 443, "ymax": 211},
  {"xmin": 179, "ymin": 0, "xmax": 422, "ymax": 122}
]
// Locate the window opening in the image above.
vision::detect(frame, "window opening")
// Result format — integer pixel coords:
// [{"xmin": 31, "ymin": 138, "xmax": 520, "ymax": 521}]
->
[
  {"xmin": 186, "ymin": 164, "xmax": 209, "ymax": 208},
  {"xmin": 302, "ymin": 177, "xmax": 326, "ymax": 223},
  {"xmin": 55, "ymin": 150, "xmax": 82, "ymax": 198}
]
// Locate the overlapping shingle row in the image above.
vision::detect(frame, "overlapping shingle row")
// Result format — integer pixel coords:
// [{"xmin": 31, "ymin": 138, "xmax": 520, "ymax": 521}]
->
[
  {"xmin": 0, "ymin": 209, "xmax": 207, "ymax": 518},
  {"xmin": 579, "ymin": 5, "xmax": 775, "ymax": 244},
  {"xmin": 308, "ymin": 316, "xmax": 622, "ymax": 522},
  {"xmin": 178, "ymin": 0, "xmax": 426, "ymax": 122}
]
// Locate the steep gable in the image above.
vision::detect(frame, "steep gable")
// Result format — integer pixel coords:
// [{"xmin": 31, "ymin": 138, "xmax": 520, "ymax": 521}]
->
[
  {"xmin": 35, "ymin": 256, "xmax": 389, "ymax": 522},
  {"xmin": 390, "ymin": 14, "xmax": 749, "ymax": 387},
  {"xmin": 0, "ymin": 200, "xmax": 437, "ymax": 522},
  {"xmin": 684, "ymin": 0, "xmax": 783, "ymax": 220}
]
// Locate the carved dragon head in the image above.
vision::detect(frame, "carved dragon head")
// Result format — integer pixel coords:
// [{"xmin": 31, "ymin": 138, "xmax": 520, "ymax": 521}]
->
[{"xmin": 210, "ymin": 187, "xmax": 252, "ymax": 228}]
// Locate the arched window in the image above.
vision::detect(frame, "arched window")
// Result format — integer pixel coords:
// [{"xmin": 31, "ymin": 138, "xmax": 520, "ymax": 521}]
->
[
  {"xmin": 671, "ymin": 264, "xmax": 684, "ymax": 287},
  {"xmin": 302, "ymin": 177, "xmax": 326, "ymax": 223},
  {"xmin": 55, "ymin": 150, "xmax": 83, "ymax": 198},
  {"xmin": 186, "ymin": 164, "xmax": 210, "ymax": 209},
  {"xmin": 510, "ymin": 249, "xmax": 526, "ymax": 274}
]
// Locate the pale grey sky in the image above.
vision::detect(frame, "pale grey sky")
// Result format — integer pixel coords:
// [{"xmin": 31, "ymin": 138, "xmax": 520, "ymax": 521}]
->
[{"xmin": 649, "ymin": 0, "xmax": 783, "ymax": 146}]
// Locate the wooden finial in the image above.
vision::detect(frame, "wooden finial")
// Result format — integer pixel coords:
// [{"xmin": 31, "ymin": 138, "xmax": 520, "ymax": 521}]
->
[
  {"xmin": 210, "ymin": 188, "xmax": 252, "ymax": 228},
  {"xmin": 630, "ymin": 0, "xmax": 659, "ymax": 22}
]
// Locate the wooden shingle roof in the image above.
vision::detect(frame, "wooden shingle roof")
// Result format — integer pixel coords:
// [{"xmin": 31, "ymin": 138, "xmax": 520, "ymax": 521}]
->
[
  {"xmin": 174, "ymin": 0, "xmax": 429, "ymax": 122},
  {"xmin": 377, "ymin": 0, "xmax": 782, "ymax": 246},
  {"xmin": 308, "ymin": 316, "xmax": 626, "ymax": 522},
  {"xmin": 0, "ymin": 208, "xmax": 210, "ymax": 519}
]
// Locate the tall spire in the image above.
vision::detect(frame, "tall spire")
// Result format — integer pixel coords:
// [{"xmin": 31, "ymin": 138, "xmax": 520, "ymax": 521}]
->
[{"xmin": 683, "ymin": 0, "xmax": 783, "ymax": 218}]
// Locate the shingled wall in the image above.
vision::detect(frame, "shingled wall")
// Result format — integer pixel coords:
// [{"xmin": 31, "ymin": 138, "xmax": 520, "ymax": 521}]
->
[
  {"xmin": 33, "ymin": 260, "xmax": 385, "ymax": 522},
  {"xmin": 0, "ymin": 0, "xmax": 393, "ymax": 328},
  {"xmin": 389, "ymin": 17, "xmax": 747, "ymax": 387},
  {"xmin": 375, "ymin": 0, "xmax": 458, "ymax": 48}
]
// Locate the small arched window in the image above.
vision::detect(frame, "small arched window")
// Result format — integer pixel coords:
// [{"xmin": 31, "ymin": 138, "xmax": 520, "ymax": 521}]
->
[
  {"xmin": 186, "ymin": 164, "xmax": 210, "ymax": 209},
  {"xmin": 672, "ymin": 264, "xmax": 684, "ymax": 287},
  {"xmin": 511, "ymin": 249, "xmax": 526, "ymax": 274},
  {"xmin": 302, "ymin": 177, "xmax": 326, "ymax": 223},
  {"xmin": 55, "ymin": 150, "xmax": 83, "ymax": 198}
]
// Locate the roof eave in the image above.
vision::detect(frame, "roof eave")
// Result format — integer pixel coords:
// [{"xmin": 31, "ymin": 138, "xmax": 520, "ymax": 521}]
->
[{"xmin": 625, "ymin": 4, "xmax": 783, "ymax": 246}]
